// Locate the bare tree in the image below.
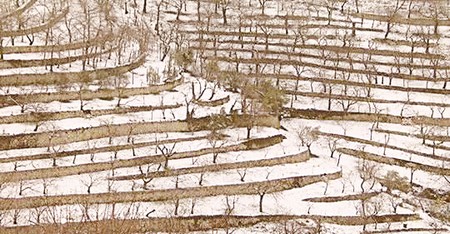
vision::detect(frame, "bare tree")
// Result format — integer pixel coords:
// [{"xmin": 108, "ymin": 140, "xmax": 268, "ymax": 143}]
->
[
  {"xmin": 156, "ymin": 143, "xmax": 176, "ymax": 169},
  {"xmin": 81, "ymin": 174, "xmax": 98, "ymax": 194},
  {"xmin": 383, "ymin": 133, "xmax": 390, "ymax": 155},
  {"xmin": 138, "ymin": 164, "xmax": 154, "ymax": 190},
  {"xmin": 41, "ymin": 178, "xmax": 54, "ymax": 195},
  {"xmin": 258, "ymin": 0, "xmax": 270, "ymax": 15},
  {"xmin": 18, "ymin": 180, "xmax": 32, "ymax": 196},
  {"xmin": 237, "ymin": 168, "xmax": 247, "ymax": 182},
  {"xmin": 324, "ymin": 0, "xmax": 339, "ymax": 25},
  {"xmin": 223, "ymin": 196, "xmax": 238, "ymax": 234},
  {"xmin": 158, "ymin": 24, "xmax": 174, "ymax": 61},
  {"xmin": 327, "ymin": 138, "xmax": 338, "ymax": 158},
  {"xmin": 219, "ymin": 0, "xmax": 231, "ymax": 25},
  {"xmin": 357, "ymin": 159, "xmax": 379, "ymax": 193},
  {"xmin": 297, "ymin": 126, "xmax": 319, "ymax": 155},
  {"xmin": 28, "ymin": 103, "xmax": 46, "ymax": 132},
  {"xmin": 190, "ymin": 198, "xmax": 197, "ymax": 214},
  {"xmin": 384, "ymin": 0, "xmax": 407, "ymax": 39},
  {"xmin": 100, "ymin": 75, "xmax": 130, "ymax": 108}
]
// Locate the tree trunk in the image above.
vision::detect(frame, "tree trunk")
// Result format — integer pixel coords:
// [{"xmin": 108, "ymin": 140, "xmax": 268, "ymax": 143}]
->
[
  {"xmin": 222, "ymin": 7, "xmax": 227, "ymax": 25},
  {"xmin": 385, "ymin": 22, "xmax": 391, "ymax": 39},
  {"xmin": 143, "ymin": 0, "xmax": 147, "ymax": 13},
  {"xmin": 259, "ymin": 193, "xmax": 265, "ymax": 212}
]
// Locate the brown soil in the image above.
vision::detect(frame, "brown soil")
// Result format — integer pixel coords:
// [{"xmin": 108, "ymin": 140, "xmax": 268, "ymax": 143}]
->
[
  {"xmin": 0, "ymin": 134, "xmax": 206, "ymax": 164},
  {"xmin": 337, "ymin": 148, "xmax": 450, "ymax": 176},
  {"xmin": 1, "ymin": 8, "xmax": 69, "ymax": 37},
  {"xmin": 317, "ymin": 131, "xmax": 450, "ymax": 162},
  {"xmin": 0, "ymin": 76, "xmax": 178, "ymax": 108},
  {"xmin": 0, "ymin": 54, "xmax": 146, "ymax": 87},
  {"xmin": 303, "ymin": 191, "xmax": 380, "ymax": 202},
  {"xmin": 285, "ymin": 90, "xmax": 450, "ymax": 108},
  {"xmin": 0, "ymin": 213, "xmax": 421, "ymax": 234},
  {"xmin": 0, "ymin": 171, "xmax": 342, "ymax": 210},
  {"xmin": 213, "ymin": 56, "xmax": 445, "ymax": 85},
  {"xmin": 111, "ymin": 151, "xmax": 310, "ymax": 181},
  {"xmin": 0, "ymin": 104, "xmax": 181, "ymax": 125},
  {"xmin": 0, "ymin": 135, "xmax": 283, "ymax": 183}
]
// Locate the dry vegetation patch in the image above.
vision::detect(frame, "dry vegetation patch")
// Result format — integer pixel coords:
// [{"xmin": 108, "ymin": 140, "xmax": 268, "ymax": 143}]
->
[{"xmin": 0, "ymin": 171, "xmax": 342, "ymax": 210}]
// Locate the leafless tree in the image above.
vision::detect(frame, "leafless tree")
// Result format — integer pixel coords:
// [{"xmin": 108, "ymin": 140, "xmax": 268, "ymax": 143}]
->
[
  {"xmin": 190, "ymin": 198, "xmax": 197, "ymax": 214},
  {"xmin": 41, "ymin": 178, "xmax": 54, "ymax": 196},
  {"xmin": 384, "ymin": 0, "xmax": 407, "ymax": 39},
  {"xmin": 82, "ymin": 174, "xmax": 98, "ymax": 194},
  {"xmin": 258, "ymin": 22, "xmax": 273, "ymax": 51},
  {"xmin": 328, "ymin": 138, "xmax": 339, "ymax": 158},
  {"xmin": 257, "ymin": 0, "xmax": 270, "ymax": 15},
  {"xmin": 219, "ymin": 0, "xmax": 231, "ymax": 25},
  {"xmin": 154, "ymin": 0, "xmax": 166, "ymax": 35},
  {"xmin": 383, "ymin": 133, "xmax": 390, "ymax": 155},
  {"xmin": 138, "ymin": 164, "xmax": 154, "ymax": 190},
  {"xmin": 100, "ymin": 75, "xmax": 130, "ymax": 108},
  {"xmin": 237, "ymin": 168, "xmax": 247, "ymax": 182},
  {"xmin": 156, "ymin": 143, "xmax": 176, "ymax": 169},
  {"xmin": 324, "ymin": 0, "xmax": 339, "ymax": 25},
  {"xmin": 29, "ymin": 207, "xmax": 47, "ymax": 225},
  {"xmin": 255, "ymin": 185, "xmax": 269, "ymax": 213},
  {"xmin": 158, "ymin": 24, "xmax": 174, "ymax": 61},
  {"xmin": 297, "ymin": 126, "xmax": 319, "ymax": 154},
  {"xmin": 27, "ymin": 103, "xmax": 46, "ymax": 132},
  {"xmin": 357, "ymin": 159, "xmax": 379, "ymax": 193},
  {"xmin": 223, "ymin": 196, "xmax": 238, "ymax": 234},
  {"xmin": 18, "ymin": 180, "xmax": 32, "ymax": 196},
  {"xmin": 11, "ymin": 209, "xmax": 21, "ymax": 225}
]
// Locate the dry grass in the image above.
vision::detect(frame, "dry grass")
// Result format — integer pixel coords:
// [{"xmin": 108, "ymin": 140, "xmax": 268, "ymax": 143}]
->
[
  {"xmin": 0, "ymin": 46, "xmax": 117, "ymax": 69},
  {"xmin": 337, "ymin": 148, "xmax": 450, "ymax": 176},
  {"xmin": 374, "ymin": 128, "xmax": 450, "ymax": 142},
  {"xmin": 287, "ymin": 108, "xmax": 450, "ymax": 128},
  {"xmin": 317, "ymin": 131, "xmax": 450, "ymax": 162},
  {"xmin": 0, "ymin": 144, "xmax": 244, "ymax": 183},
  {"xmin": 372, "ymin": 38, "xmax": 436, "ymax": 48},
  {"xmin": 0, "ymin": 134, "xmax": 206, "ymax": 164},
  {"xmin": 286, "ymin": 108, "xmax": 403, "ymax": 124},
  {"xmin": 177, "ymin": 19, "xmax": 381, "ymax": 32},
  {"xmin": 0, "ymin": 213, "xmax": 422, "ymax": 233},
  {"xmin": 0, "ymin": 0, "xmax": 37, "ymax": 21},
  {"xmin": 0, "ymin": 134, "xmax": 284, "ymax": 182},
  {"xmin": 192, "ymin": 95, "xmax": 230, "ymax": 107},
  {"xmin": 285, "ymin": 90, "xmax": 450, "ymax": 108},
  {"xmin": 1, "ymin": 33, "xmax": 115, "ymax": 54},
  {"xmin": 0, "ymin": 114, "xmax": 278, "ymax": 151},
  {"xmin": 193, "ymin": 45, "xmax": 445, "ymax": 72},
  {"xmin": 364, "ymin": 227, "xmax": 448, "ymax": 233},
  {"xmin": 303, "ymin": 191, "xmax": 380, "ymax": 203},
  {"xmin": 1, "ymin": 7, "xmax": 69, "ymax": 37},
  {"xmin": 213, "ymin": 56, "xmax": 445, "ymax": 84},
  {"xmin": 0, "ymin": 54, "xmax": 146, "ymax": 87},
  {"xmin": 0, "ymin": 75, "xmax": 177, "ymax": 108},
  {"xmin": 0, "ymin": 104, "xmax": 181, "ymax": 125},
  {"xmin": 228, "ymin": 72, "xmax": 450, "ymax": 96},
  {"xmin": 0, "ymin": 171, "xmax": 342, "ymax": 210},
  {"xmin": 0, "ymin": 215, "xmax": 311, "ymax": 234},
  {"xmin": 353, "ymin": 12, "xmax": 450, "ymax": 26},
  {"xmin": 194, "ymin": 38, "xmax": 443, "ymax": 60},
  {"xmin": 111, "ymin": 151, "xmax": 310, "ymax": 181}
]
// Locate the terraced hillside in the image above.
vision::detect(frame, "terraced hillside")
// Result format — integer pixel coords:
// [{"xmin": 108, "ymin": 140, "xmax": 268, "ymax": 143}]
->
[
  {"xmin": 169, "ymin": 0, "xmax": 450, "ymax": 233},
  {"xmin": 0, "ymin": 0, "xmax": 449, "ymax": 233}
]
